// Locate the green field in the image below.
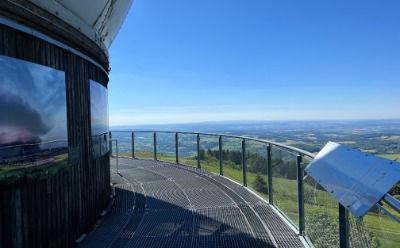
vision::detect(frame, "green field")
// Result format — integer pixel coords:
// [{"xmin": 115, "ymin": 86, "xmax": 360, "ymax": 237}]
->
[
  {"xmin": 116, "ymin": 150, "xmax": 400, "ymax": 248},
  {"xmin": 379, "ymin": 154, "xmax": 400, "ymax": 161}
]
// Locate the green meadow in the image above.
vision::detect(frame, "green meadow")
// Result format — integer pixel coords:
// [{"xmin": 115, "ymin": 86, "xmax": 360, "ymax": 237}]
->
[{"xmin": 379, "ymin": 154, "xmax": 400, "ymax": 161}]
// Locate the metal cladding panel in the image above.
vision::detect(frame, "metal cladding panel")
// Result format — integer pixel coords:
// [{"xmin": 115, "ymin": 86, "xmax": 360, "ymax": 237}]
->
[
  {"xmin": 29, "ymin": 0, "xmax": 132, "ymax": 48},
  {"xmin": 305, "ymin": 142, "xmax": 400, "ymax": 218}
]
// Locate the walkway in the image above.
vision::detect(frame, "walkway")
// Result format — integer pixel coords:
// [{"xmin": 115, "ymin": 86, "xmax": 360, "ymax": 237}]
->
[{"xmin": 78, "ymin": 157, "xmax": 305, "ymax": 248}]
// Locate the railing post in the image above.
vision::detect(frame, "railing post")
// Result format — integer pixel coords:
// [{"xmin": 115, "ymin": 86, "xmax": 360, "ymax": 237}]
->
[
  {"xmin": 297, "ymin": 153, "xmax": 305, "ymax": 235},
  {"xmin": 175, "ymin": 132, "xmax": 179, "ymax": 164},
  {"xmin": 131, "ymin": 132, "xmax": 135, "ymax": 159},
  {"xmin": 197, "ymin": 134, "xmax": 201, "ymax": 169},
  {"xmin": 339, "ymin": 203, "xmax": 349, "ymax": 248},
  {"xmin": 153, "ymin": 132, "xmax": 157, "ymax": 160},
  {"xmin": 115, "ymin": 139, "xmax": 119, "ymax": 173},
  {"xmin": 109, "ymin": 132, "xmax": 112, "ymax": 158},
  {"xmin": 242, "ymin": 139, "xmax": 247, "ymax": 187},
  {"xmin": 219, "ymin": 136, "xmax": 223, "ymax": 176},
  {"xmin": 267, "ymin": 144, "xmax": 273, "ymax": 204}
]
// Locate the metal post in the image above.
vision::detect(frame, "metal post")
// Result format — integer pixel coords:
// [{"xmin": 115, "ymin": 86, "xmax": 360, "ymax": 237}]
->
[
  {"xmin": 383, "ymin": 194, "xmax": 400, "ymax": 213},
  {"xmin": 175, "ymin": 132, "xmax": 179, "ymax": 164},
  {"xmin": 267, "ymin": 144, "xmax": 273, "ymax": 204},
  {"xmin": 242, "ymin": 139, "xmax": 247, "ymax": 187},
  {"xmin": 219, "ymin": 136, "xmax": 223, "ymax": 176},
  {"xmin": 116, "ymin": 140, "xmax": 119, "ymax": 171},
  {"xmin": 197, "ymin": 134, "xmax": 201, "ymax": 169},
  {"xmin": 339, "ymin": 204, "xmax": 349, "ymax": 248},
  {"xmin": 131, "ymin": 132, "xmax": 135, "ymax": 159},
  {"xmin": 153, "ymin": 132, "xmax": 157, "ymax": 160},
  {"xmin": 109, "ymin": 132, "xmax": 112, "ymax": 158},
  {"xmin": 297, "ymin": 153, "xmax": 305, "ymax": 235},
  {"xmin": 114, "ymin": 139, "xmax": 119, "ymax": 173}
]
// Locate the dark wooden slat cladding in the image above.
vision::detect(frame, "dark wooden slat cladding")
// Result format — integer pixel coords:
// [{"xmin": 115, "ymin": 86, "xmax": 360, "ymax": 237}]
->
[{"xmin": 0, "ymin": 23, "xmax": 110, "ymax": 248}]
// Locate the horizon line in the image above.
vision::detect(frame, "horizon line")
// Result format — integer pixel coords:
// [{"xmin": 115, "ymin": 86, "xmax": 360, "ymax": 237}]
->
[{"xmin": 110, "ymin": 118, "xmax": 400, "ymax": 127}]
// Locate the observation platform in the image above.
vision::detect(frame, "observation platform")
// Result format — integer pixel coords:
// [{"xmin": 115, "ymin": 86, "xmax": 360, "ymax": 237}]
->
[{"xmin": 78, "ymin": 157, "xmax": 306, "ymax": 248}]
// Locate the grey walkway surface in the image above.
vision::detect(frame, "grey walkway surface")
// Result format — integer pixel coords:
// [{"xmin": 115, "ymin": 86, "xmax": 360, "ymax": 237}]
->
[{"xmin": 78, "ymin": 158, "xmax": 305, "ymax": 248}]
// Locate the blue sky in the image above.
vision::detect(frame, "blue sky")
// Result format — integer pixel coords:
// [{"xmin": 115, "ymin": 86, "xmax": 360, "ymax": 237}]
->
[{"xmin": 109, "ymin": 0, "xmax": 400, "ymax": 125}]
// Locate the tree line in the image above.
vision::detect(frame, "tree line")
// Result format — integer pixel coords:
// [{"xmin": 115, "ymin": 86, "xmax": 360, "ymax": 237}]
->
[{"xmin": 197, "ymin": 149, "xmax": 298, "ymax": 180}]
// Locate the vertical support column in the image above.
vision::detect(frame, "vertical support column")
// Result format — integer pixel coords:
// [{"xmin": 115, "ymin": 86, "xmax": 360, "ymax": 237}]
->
[
  {"xmin": 197, "ymin": 134, "xmax": 201, "ymax": 169},
  {"xmin": 242, "ymin": 139, "xmax": 247, "ymax": 187},
  {"xmin": 339, "ymin": 204, "xmax": 349, "ymax": 248},
  {"xmin": 297, "ymin": 153, "xmax": 305, "ymax": 235},
  {"xmin": 131, "ymin": 132, "xmax": 135, "ymax": 159},
  {"xmin": 267, "ymin": 144, "xmax": 273, "ymax": 204},
  {"xmin": 115, "ymin": 139, "xmax": 119, "ymax": 173},
  {"xmin": 153, "ymin": 132, "xmax": 157, "ymax": 160},
  {"xmin": 175, "ymin": 132, "xmax": 179, "ymax": 164},
  {"xmin": 109, "ymin": 132, "xmax": 113, "ymax": 157},
  {"xmin": 219, "ymin": 136, "xmax": 223, "ymax": 176}
]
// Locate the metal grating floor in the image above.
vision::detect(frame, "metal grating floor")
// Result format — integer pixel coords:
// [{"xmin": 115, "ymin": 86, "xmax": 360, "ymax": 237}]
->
[{"xmin": 78, "ymin": 158, "xmax": 305, "ymax": 248}]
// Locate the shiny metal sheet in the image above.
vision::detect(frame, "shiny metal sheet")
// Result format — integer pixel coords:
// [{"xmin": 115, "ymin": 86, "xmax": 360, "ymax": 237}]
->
[{"xmin": 305, "ymin": 142, "xmax": 400, "ymax": 218}]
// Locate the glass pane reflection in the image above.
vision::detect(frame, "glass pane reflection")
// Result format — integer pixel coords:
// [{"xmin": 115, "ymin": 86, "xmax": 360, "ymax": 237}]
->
[
  {"xmin": 90, "ymin": 80, "xmax": 109, "ymax": 158},
  {"xmin": 0, "ymin": 55, "xmax": 68, "ymax": 170}
]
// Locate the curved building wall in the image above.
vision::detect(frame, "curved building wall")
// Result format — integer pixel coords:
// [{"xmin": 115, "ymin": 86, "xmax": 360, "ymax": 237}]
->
[{"xmin": 0, "ymin": 17, "xmax": 111, "ymax": 248}]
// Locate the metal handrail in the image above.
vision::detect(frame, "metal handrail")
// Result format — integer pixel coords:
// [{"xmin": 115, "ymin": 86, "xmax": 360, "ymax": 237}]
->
[
  {"xmin": 110, "ymin": 130, "xmax": 311, "ymax": 230},
  {"xmin": 110, "ymin": 130, "xmax": 316, "ymax": 158},
  {"xmin": 109, "ymin": 130, "xmax": 400, "ymax": 248},
  {"xmin": 383, "ymin": 195, "xmax": 400, "ymax": 217}
]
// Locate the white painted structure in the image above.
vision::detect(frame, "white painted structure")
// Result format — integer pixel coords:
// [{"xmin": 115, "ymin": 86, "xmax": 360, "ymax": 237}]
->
[{"xmin": 29, "ymin": 0, "xmax": 133, "ymax": 48}]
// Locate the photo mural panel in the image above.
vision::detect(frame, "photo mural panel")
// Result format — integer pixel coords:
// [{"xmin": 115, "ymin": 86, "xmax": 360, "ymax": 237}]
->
[
  {"xmin": 0, "ymin": 55, "xmax": 68, "ymax": 169},
  {"xmin": 90, "ymin": 80, "xmax": 109, "ymax": 158}
]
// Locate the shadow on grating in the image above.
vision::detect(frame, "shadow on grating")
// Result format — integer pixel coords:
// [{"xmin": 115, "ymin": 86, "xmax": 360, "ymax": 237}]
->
[
  {"xmin": 79, "ymin": 158, "xmax": 305, "ymax": 248},
  {"xmin": 121, "ymin": 167, "xmax": 165, "ymax": 182}
]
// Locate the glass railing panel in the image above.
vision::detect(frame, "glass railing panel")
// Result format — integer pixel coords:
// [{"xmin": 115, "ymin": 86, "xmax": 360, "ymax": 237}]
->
[
  {"xmin": 221, "ymin": 137, "xmax": 243, "ymax": 185},
  {"xmin": 133, "ymin": 132, "xmax": 154, "ymax": 159},
  {"xmin": 198, "ymin": 135, "xmax": 220, "ymax": 174},
  {"xmin": 177, "ymin": 133, "xmax": 197, "ymax": 167},
  {"xmin": 349, "ymin": 204, "xmax": 400, "ymax": 248},
  {"xmin": 110, "ymin": 136, "xmax": 115, "ymax": 156},
  {"xmin": 246, "ymin": 140, "xmax": 269, "ymax": 200},
  {"xmin": 271, "ymin": 145, "xmax": 299, "ymax": 227},
  {"xmin": 155, "ymin": 132, "xmax": 175, "ymax": 162},
  {"xmin": 110, "ymin": 132, "xmax": 131, "ymax": 157},
  {"xmin": 304, "ymin": 171, "xmax": 340, "ymax": 248}
]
